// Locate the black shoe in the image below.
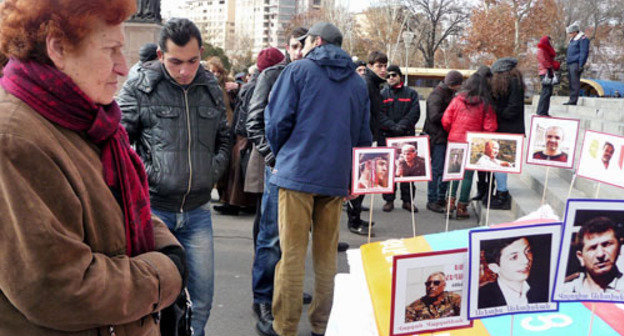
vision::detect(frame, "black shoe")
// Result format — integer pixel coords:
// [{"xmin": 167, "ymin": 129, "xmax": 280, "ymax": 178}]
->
[
  {"xmin": 252, "ymin": 302, "xmax": 261, "ymax": 319},
  {"xmin": 361, "ymin": 205, "xmax": 370, "ymax": 212},
  {"xmin": 303, "ymin": 292, "xmax": 312, "ymax": 305},
  {"xmin": 338, "ymin": 241, "xmax": 349, "ymax": 252},
  {"xmin": 348, "ymin": 221, "xmax": 374, "ymax": 236},
  {"xmin": 213, "ymin": 203, "xmax": 240, "ymax": 215},
  {"xmin": 256, "ymin": 319, "xmax": 279, "ymax": 336},
  {"xmin": 489, "ymin": 191, "xmax": 512, "ymax": 210},
  {"xmin": 426, "ymin": 202, "xmax": 445, "ymax": 213},
  {"xmin": 254, "ymin": 302, "xmax": 273, "ymax": 323},
  {"xmin": 563, "ymin": 101, "xmax": 577, "ymax": 106},
  {"xmin": 311, "ymin": 333, "xmax": 324, "ymax": 336}
]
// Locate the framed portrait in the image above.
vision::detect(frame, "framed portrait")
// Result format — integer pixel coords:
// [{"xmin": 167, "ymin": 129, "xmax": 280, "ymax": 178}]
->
[
  {"xmin": 390, "ymin": 249, "xmax": 471, "ymax": 335},
  {"xmin": 526, "ymin": 115, "xmax": 580, "ymax": 169},
  {"xmin": 468, "ymin": 224, "xmax": 561, "ymax": 319},
  {"xmin": 386, "ymin": 136, "xmax": 432, "ymax": 182},
  {"xmin": 465, "ymin": 132, "xmax": 524, "ymax": 174},
  {"xmin": 577, "ymin": 130, "xmax": 624, "ymax": 189},
  {"xmin": 552, "ymin": 199, "xmax": 624, "ymax": 303},
  {"xmin": 443, "ymin": 142, "xmax": 468, "ymax": 181},
  {"xmin": 351, "ymin": 147, "xmax": 395, "ymax": 195}
]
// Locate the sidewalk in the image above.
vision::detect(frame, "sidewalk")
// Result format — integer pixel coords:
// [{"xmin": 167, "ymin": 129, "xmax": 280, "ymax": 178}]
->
[{"xmin": 205, "ymin": 185, "xmax": 501, "ymax": 335}]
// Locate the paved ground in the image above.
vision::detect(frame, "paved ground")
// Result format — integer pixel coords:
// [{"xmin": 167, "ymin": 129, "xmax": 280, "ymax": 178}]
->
[{"xmin": 204, "ymin": 186, "xmax": 482, "ymax": 336}]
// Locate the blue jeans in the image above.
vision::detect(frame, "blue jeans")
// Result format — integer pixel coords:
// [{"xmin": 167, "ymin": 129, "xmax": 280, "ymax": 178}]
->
[
  {"xmin": 152, "ymin": 204, "xmax": 214, "ymax": 336},
  {"xmin": 494, "ymin": 172, "xmax": 508, "ymax": 192},
  {"xmin": 251, "ymin": 166, "xmax": 281, "ymax": 304},
  {"xmin": 427, "ymin": 144, "xmax": 448, "ymax": 203}
]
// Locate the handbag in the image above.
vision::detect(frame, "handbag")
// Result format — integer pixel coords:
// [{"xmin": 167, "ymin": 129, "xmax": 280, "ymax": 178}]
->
[
  {"xmin": 542, "ymin": 72, "xmax": 559, "ymax": 86},
  {"xmin": 160, "ymin": 287, "xmax": 193, "ymax": 336}
]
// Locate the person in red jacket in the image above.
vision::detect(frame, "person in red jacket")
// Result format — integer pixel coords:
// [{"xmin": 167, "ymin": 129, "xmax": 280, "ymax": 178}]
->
[
  {"xmin": 442, "ymin": 70, "xmax": 498, "ymax": 219},
  {"xmin": 536, "ymin": 36, "xmax": 560, "ymax": 116}
]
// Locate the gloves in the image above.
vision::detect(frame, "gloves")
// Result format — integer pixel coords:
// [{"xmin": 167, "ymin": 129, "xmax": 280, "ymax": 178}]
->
[
  {"xmin": 159, "ymin": 245, "xmax": 188, "ymax": 286},
  {"xmin": 390, "ymin": 124, "xmax": 408, "ymax": 135}
]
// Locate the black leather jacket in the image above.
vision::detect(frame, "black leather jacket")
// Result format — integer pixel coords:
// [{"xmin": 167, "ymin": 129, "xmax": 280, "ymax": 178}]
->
[
  {"xmin": 118, "ymin": 61, "xmax": 231, "ymax": 212},
  {"xmin": 364, "ymin": 67, "xmax": 387, "ymax": 142},
  {"xmin": 246, "ymin": 63, "xmax": 286, "ymax": 167}
]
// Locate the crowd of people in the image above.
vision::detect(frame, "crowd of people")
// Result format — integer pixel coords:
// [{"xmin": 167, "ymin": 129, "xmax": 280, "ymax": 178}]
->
[{"xmin": 0, "ymin": 0, "xmax": 596, "ymax": 334}]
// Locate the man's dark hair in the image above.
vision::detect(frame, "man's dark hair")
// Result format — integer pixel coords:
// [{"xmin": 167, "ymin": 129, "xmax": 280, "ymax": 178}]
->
[
  {"xmin": 604, "ymin": 142, "xmax": 615, "ymax": 150},
  {"xmin": 367, "ymin": 51, "xmax": 388, "ymax": 65},
  {"xmin": 159, "ymin": 18, "xmax": 202, "ymax": 52},
  {"xmin": 575, "ymin": 217, "xmax": 619, "ymax": 250},
  {"xmin": 482, "ymin": 236, "xmax": 530, "ymax": 265},
  {"xmin": 289, "ymin": 27, "xmax": 308, "ymax": 40}
]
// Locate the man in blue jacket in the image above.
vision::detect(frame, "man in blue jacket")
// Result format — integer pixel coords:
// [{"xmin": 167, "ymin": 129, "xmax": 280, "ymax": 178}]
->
[
  {"xmin": 564, "ymin": 23, "xmax": 590, "ymax": 105},
  {"xmin": 260, "ymin": 22, "xmax": 372, "ymax": 336}
]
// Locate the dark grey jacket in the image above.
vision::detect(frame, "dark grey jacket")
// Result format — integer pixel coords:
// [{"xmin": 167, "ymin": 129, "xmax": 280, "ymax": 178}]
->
[
  {"xmin": 424, "ymin": 82, "xmax": 455, "ymax": 145},
  {"xmin": 246, "ymin": 63, "xmax": 286, "ymax": 167},
  {"xmin": 118, "ymin": 61, "xmax": 231, "ymax": 212}
]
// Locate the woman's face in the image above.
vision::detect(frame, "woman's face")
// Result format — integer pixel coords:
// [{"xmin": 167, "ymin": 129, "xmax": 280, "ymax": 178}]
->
[
  {"xmin": 209, "ymin": 66, "xmax": 223, "ymax": 80},
  {"xmin": 59, "ymin": 20, "xmax": 128, "ymax": 105},
  {"xmin": 496, "ymin": 238, "xmax": 533, "ymax": 283}
]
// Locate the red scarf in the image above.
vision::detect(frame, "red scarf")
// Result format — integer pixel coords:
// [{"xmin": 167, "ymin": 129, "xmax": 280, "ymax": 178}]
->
[{"xmin": 1, "ymin": 59, "xmax": 154, "ymax": 256}]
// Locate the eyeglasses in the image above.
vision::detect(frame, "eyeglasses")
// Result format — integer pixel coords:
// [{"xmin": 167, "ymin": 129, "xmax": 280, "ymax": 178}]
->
[
  {"xmin": 425, "ymin": 280, "xmax": 442, "ymax": 286},
  {"xmin": 388, "ymin": 73, "xmax": 399, "ymax": 78}
]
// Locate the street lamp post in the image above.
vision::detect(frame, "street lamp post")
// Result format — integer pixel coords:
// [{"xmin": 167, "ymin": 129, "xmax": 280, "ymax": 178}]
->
[{"xmin": 402, "ymin": 31, "xmax": 414, "ymax": 85}]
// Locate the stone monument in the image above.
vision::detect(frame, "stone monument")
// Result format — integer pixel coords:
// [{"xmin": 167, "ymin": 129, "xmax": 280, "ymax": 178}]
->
[{"xmin": 120, "ymin": 0, "xmax": 162, "ymax": 89}]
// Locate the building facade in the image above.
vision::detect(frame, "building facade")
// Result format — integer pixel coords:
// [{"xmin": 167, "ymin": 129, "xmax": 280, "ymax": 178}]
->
[{"xmin": 186, "ymin": 0, "xmax": 236, "ymax": 50}]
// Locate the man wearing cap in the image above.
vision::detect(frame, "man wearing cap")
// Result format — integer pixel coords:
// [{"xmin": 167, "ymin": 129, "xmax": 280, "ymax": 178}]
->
[
  {"xmin": 379, "ymin": 64, "xmax": 421, "ymax": 212},
  {"xmin": 424, "ymin": 70, "xmax": 463, "ymax": 213},
  {"xmin": 127, "ymin": 42, "xmax": 158, "ymax": 80},
  {"xmin": 564, "ymin": 23, "xmax": 590, "ymax": 106},
  {"xmin": 260, "ymin": 22, "xmax": 371, "ymax": 336},
  {"xmin": 355, "ymin": 60, "xmax": 367, "ymax": 77},
  {"xmin": 246, "ymin": 28, "xmax": 317, "ymax": 327}
]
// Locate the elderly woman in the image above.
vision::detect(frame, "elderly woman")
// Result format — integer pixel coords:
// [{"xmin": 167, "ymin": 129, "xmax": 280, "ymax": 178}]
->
[{"xmin": 0, "ymin": 1, "xmax": 184, "ymax": 335}]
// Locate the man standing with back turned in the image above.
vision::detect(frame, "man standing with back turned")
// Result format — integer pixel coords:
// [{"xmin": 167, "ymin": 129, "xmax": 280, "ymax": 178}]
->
[
  {"xmin": 259, "ymin": 22, "xmax": 372, "ymax": 336},
  {"xmin": 564, "ymin": 23, "xmax": 590, "ymax": 106},
  {"xmin": 118, "ymin": 18, "xmax": 231, "ymax": 336}
]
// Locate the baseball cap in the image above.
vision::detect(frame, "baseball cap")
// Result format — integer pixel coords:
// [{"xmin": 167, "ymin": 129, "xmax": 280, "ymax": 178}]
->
[{"xmin": 297, "ymin": 22, "xmax": 343, "ymax": 46}]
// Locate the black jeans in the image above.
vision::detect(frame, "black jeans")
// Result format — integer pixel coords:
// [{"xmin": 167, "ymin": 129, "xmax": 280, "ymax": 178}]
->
[
  {"xmin": 382, "ymin": 182, "xmax": 415, "ymax": 203},
  {"xmin": 568, "ymin": 63, "xmax": 581, "ymax": 104},
  {"xmin": 536, "ymin": 75, "xmax": 553, "ymax": 116}
]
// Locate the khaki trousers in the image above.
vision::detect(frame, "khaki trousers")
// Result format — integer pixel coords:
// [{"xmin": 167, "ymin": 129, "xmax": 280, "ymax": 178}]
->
[{"xmin": 272, "ymin": 188, "xmax": 342, "ymax": 336}]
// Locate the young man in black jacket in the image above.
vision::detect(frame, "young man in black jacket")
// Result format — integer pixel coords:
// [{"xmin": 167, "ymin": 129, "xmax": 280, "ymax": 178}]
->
[
  {"xmin": 347, "ymin": 51, "xmax": 387, "ymax": 235},
  {"xmin": 380, "ymin": 65, "xmax": 421, "ymax": 213},
  {"xmin": 118, "ymin": 18, "xmax": 231, "ymax": 336},
  {"xmin": 423, "ymin": 70, "xmax": 463, "ymax": 213}
]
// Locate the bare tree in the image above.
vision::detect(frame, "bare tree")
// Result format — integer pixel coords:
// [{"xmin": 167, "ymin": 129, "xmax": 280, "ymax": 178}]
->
[{"xmin": 403, "ymin": 0, "xmax": 469, "ymax": 68}]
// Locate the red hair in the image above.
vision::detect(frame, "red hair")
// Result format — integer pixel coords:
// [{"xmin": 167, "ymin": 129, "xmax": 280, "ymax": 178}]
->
[{"xmin": 0, "ymin": 0, "xmax": 136, "ymax": 64}]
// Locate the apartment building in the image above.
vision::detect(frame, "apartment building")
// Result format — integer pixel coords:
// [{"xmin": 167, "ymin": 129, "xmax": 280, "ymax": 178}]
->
[
  {"xmin": 235, "ymin": 0, "xmax": 333, "ymax": 55},
  {"xmin": 186, "ymin": 0, "xmax": 236, "ymax": 50}
]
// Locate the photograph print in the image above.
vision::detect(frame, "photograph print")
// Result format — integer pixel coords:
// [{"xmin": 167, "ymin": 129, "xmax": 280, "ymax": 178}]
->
[
  {"xmin": 386, "ymin": 136, "xmax": 431, "ymax": 182},
  {"xmin": 468, "ymin": 224, "xmax": 561, "ymax": 319},
  {"xmin": 352, "ymin": 147, "xmax": 395, "ymax": 195},
  {"xmin": 390, "ymin": 249, "xmax": 471, "ymax": 336},
  {"xmin": 577, "ymin": 130, "xmax": 624, "ymax": 189},
  {"xmin": 553, "ymin": 199, "xmax": 624, "ymax": 303},
  {"xmin": 466, "ymin": 132, "xmax": 524, "ymax": 174},
  {"xmin": 526, "ymin": 115, "xmax": 580, "ymax": 169},
  {"xmin": 443, "ymin": 142, "xmax": 468, "ymax": 181}
]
